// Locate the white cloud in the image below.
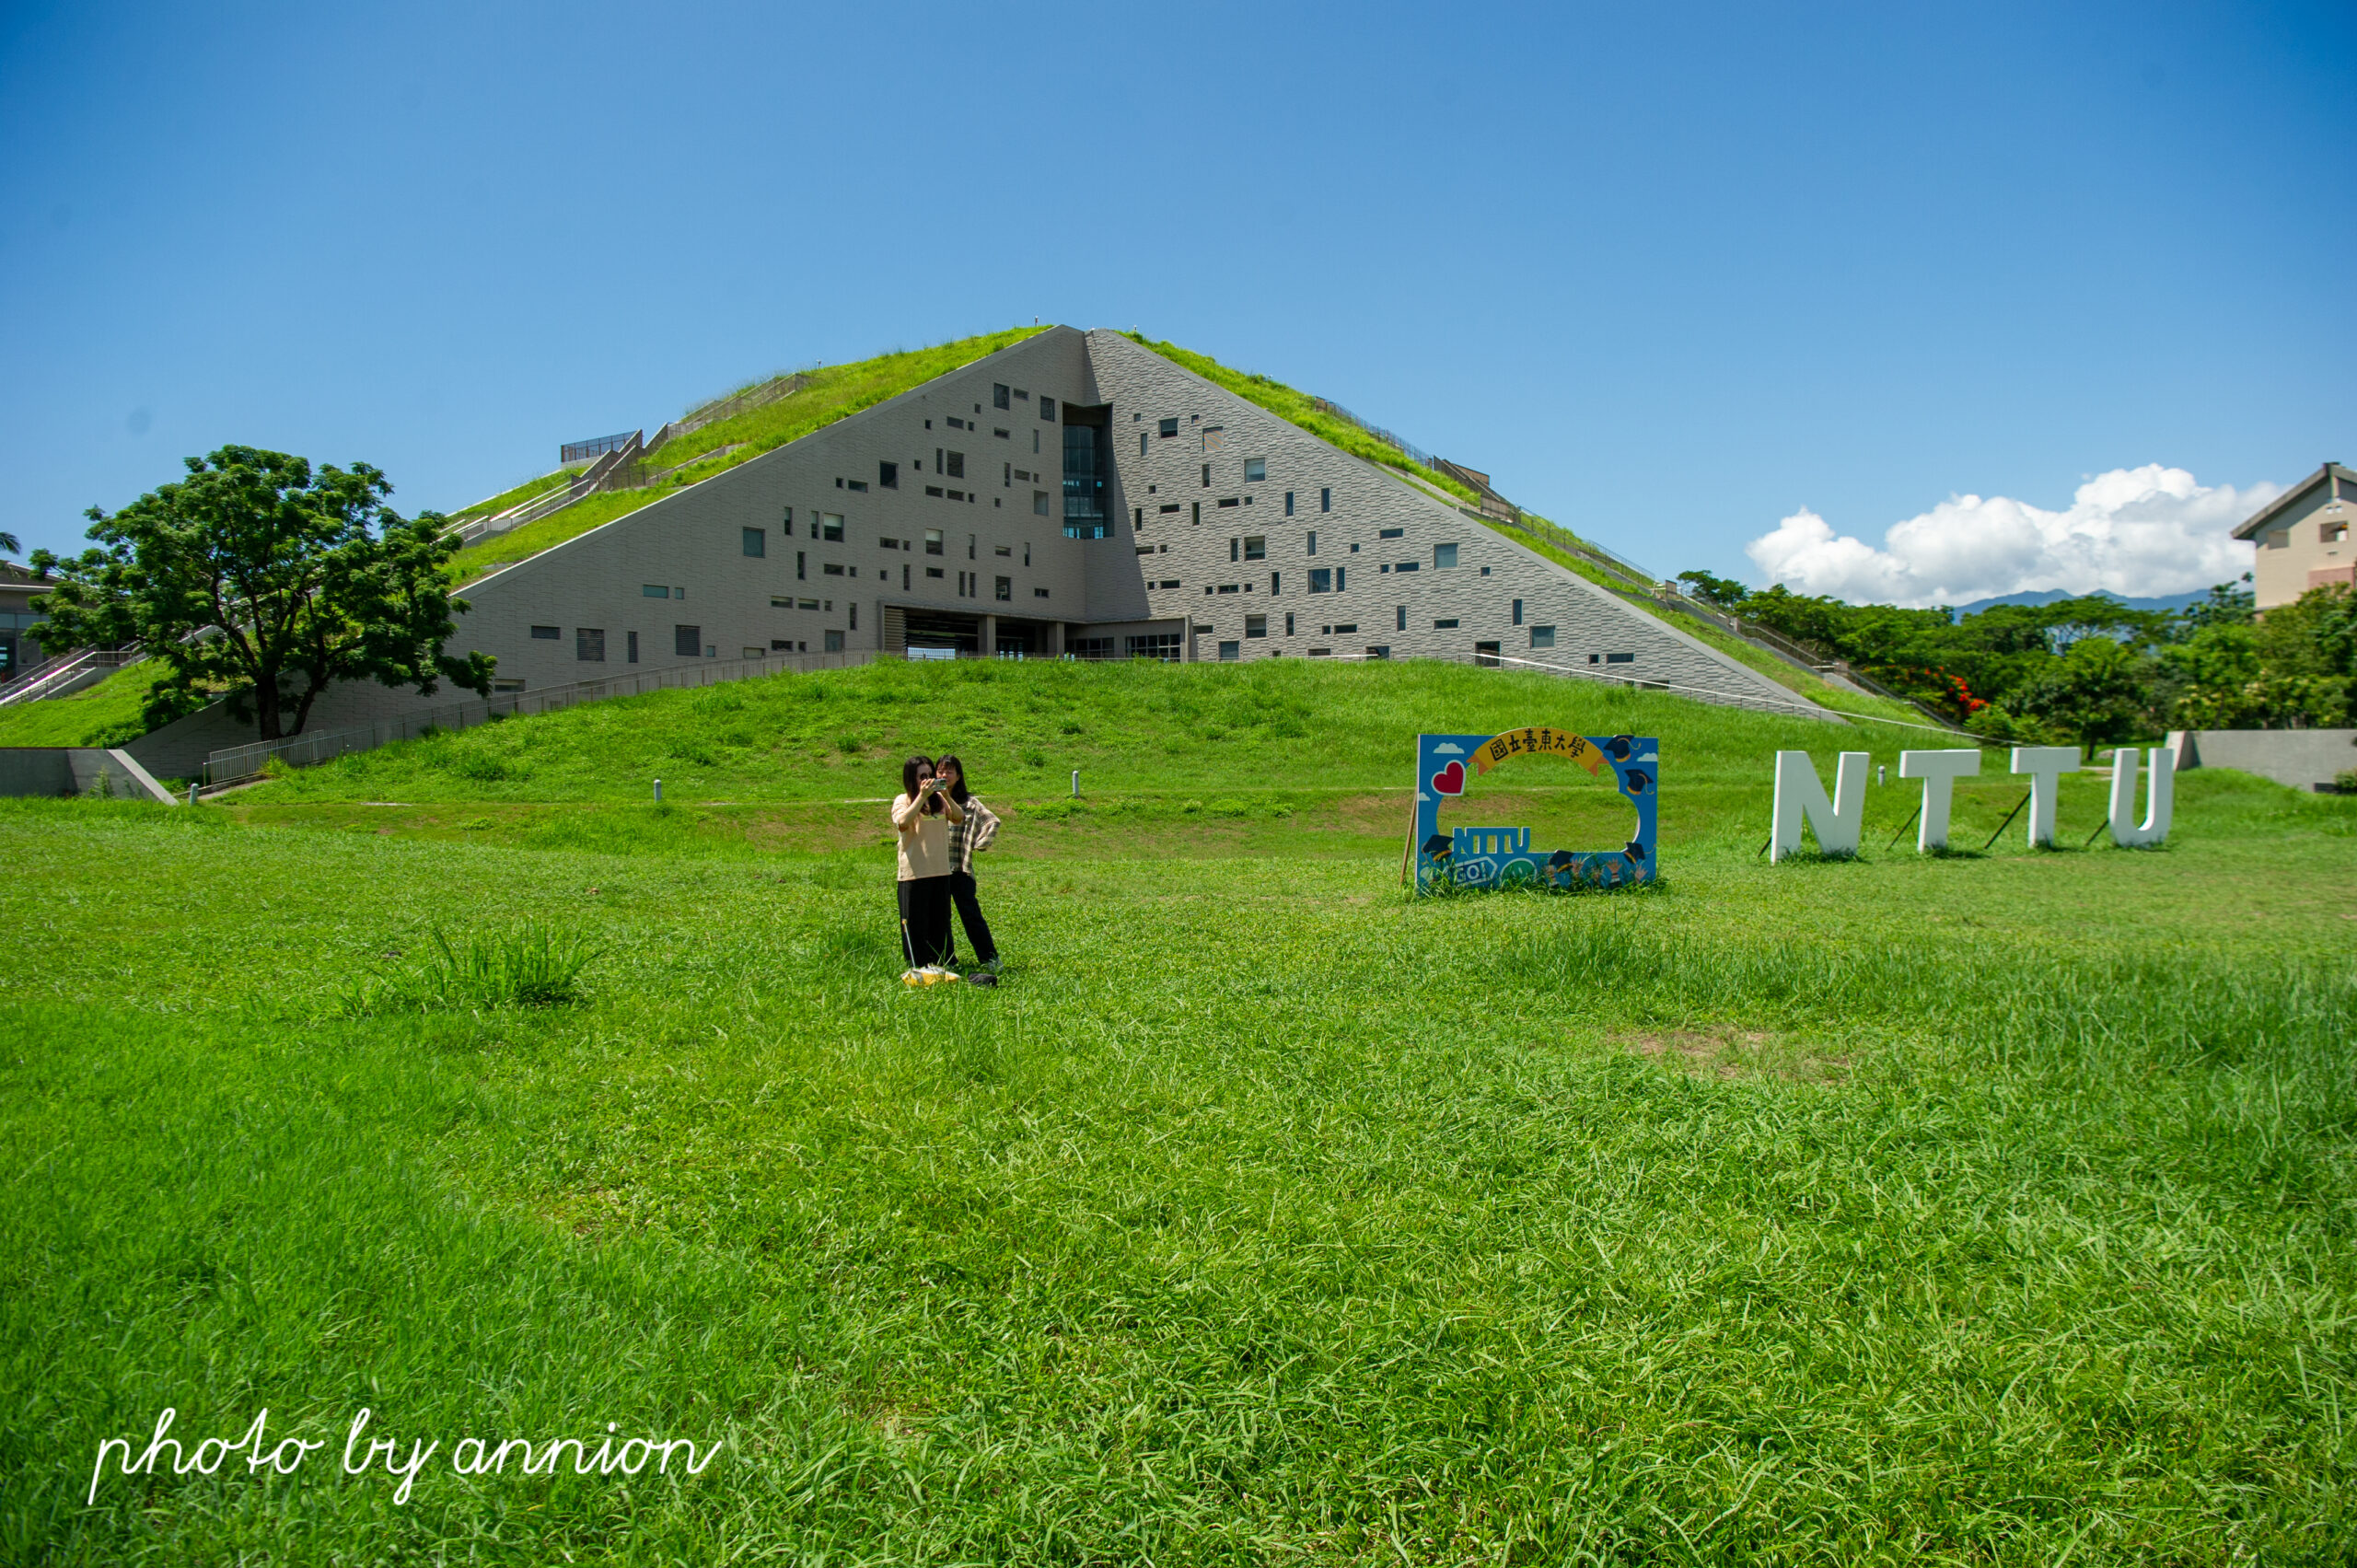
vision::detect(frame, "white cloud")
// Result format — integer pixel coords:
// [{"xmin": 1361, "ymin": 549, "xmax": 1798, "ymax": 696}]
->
[{"xmin": 1744, "ymin": 465, "xmax": 2275, "ymax": 607}]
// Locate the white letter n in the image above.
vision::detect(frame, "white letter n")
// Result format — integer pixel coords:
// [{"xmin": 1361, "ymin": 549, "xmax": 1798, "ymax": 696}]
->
[{"xmin": 1771, "ymin": 749, "xmax": 1868, "ymax": 861}]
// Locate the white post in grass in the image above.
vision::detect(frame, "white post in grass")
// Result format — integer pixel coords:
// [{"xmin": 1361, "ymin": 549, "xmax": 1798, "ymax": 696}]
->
[
  {"xmin": 654, "ymin": 778, "xmax": 663, "ymax": 804},
  {"xmin": 1898, "ymin": 749, "xmax": 1980, "ymax": 852},
  {"xmin": 1071, "ymin": 769, "xmax": 1079, "ymax": 798},
  {"xmin": 187, "ymin": 782, "xmax": 199, "ymax": 807},
  {"xmin": 2010, "ymin": 747, "xmax": 2079, "ymax": 848}
]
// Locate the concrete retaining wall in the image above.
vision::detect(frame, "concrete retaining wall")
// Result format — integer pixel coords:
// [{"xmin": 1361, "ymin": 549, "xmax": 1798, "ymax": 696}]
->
[
  {"xmin": 0, "ymin": 748, "xmax": 179, "ymax": 802},
  {"xmin": 2169, "ymin": 727, "xmax": 2357, "ymax": 791}
]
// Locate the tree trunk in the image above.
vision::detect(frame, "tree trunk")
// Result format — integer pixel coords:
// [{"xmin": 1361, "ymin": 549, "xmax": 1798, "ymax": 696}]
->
[{"xmin": 254, "ymin": 665, "xmax": 284, "ymax": 741}]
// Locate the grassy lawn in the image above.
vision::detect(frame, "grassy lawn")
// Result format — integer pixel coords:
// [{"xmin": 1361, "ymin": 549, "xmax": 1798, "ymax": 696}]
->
[{"xmin": 4, "ymin": 660, "xmax": 2352, "ymax": 1563}]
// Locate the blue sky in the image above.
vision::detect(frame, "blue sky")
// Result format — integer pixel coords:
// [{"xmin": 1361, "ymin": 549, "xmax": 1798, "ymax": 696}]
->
[{"xmin": 3, "ymin": 1, "xmax": 2349, "ymax": 603}]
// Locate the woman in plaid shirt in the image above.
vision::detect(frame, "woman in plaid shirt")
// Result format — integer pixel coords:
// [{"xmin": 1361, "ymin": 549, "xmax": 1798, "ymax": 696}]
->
[{"xmin": 935, "ymin": 754, "xmax": 1000, "ymax": 972}]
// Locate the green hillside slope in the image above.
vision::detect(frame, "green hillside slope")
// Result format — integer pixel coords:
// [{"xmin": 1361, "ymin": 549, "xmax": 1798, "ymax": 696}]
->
[
  {"xmin": 0, "ymin": 661, "xmax": 171, "ymax": 748},
  {"xmin": 236, "ymin": 656, "xmax": 1857, "ymax": 806}
]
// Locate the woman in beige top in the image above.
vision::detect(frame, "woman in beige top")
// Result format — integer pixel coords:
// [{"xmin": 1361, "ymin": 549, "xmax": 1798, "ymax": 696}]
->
[{"xmin": 891, "ymin": 754, "xmax": 965, "ymax": 974}]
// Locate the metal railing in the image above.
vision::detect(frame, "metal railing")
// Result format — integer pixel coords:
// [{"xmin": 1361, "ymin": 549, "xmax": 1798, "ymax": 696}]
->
[
  {"xmin": 0, "ymin": 645, "xmax": 145, "ymax": 706},
  {"xmin": 650, "ymin": 371, "xmax": 813, "ymax": 451},
  {"xmin": 560, "ymin": 431, "xmax": 637, "ymax": 465},
  {"xmin": 1306, "ymin": 397, "xmax": 1435, "ymax": 469},
  {"xmin": 203, "ymin": 646, "xmax": 880, "ymax": 785}
]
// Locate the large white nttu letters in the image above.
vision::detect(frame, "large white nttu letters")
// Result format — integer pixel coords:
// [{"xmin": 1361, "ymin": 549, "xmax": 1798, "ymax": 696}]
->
[
  {"xmin": 1898, "ymin": 749, "xmax": 1980, "ymax": 851},
  {"xmin": 2009, "ymin": 747, "xmax": 2080, "ymax": 848},
  {"xmin": 1771, "ymin": 749, "xmax": 1869, "ymax": 861},
  {"xmin": 2107, "ymin": 746, "xmax": 2174, "ymax": 847}
]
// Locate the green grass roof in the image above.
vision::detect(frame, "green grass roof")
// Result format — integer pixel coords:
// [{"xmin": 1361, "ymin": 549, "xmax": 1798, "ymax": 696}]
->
[{"xmin": 449, "ymin": 328, "xmax": 1047, "ymax": 584}]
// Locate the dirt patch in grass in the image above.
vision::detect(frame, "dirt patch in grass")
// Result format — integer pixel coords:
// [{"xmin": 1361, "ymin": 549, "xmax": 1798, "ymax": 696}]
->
[{"xmin": 1621, "ymin": 1027, "xmax": 1850, "ymax": 1083}]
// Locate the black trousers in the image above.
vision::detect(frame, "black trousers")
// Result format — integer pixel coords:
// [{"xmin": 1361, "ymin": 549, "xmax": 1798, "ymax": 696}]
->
[
  {"xmin": 947, "ymin": 870, "xmax": 997, "ymax": 965},
  {"xmin": 898, "ymin": 876, "xmax": 953, "ymax": 968}
]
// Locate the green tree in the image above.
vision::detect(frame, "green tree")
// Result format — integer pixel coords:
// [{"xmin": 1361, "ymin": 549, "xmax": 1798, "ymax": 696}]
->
[
  {"xmin": 30, "ymin": 446, "xmax": 493, "ymax": 740},
  {"xmin": 2177, "ymin": 575, "xmax": 2255, "ymax": 632},
  {"xmin": 0, "ymin": 529, "xmax": 19, "ymax": 558},
  {"xmin": 2004, "ymin": 634, "xmax": 2157, "ymax": 752},
  {"xmin": 1675, "ymin": 569, "xmax": 1750, "ymax": 610}
]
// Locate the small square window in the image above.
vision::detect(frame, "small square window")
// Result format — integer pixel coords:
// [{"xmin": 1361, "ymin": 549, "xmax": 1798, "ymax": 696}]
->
[
  {"xmin": 1244, "ymin": 536, "xmax": 1265, "ymax": 561},
  {"xmin": 993, "ymin": 383, "xmax": 1010, "ymax": 410},
  {"xmin": 878, "ymin": 461, "xmax": 898, "ymax": 489},
  {"xmin": 946, "ymin": 451, "xmax": 965, "ymax": 480},
  {"xmin": 1530, "ymin": 626, "xmax": 1556, "ymax": 649},
  {"xmin": 1246, "ymin": 614, "xmax": 1267, "ymax": 638},
  {"xmin": 1308, "ymin": 567, "xmax": 1333, "ymax": 593},
  {"xmin": 742, "ymin": 527, "xmax": 765, "ymax": 557},
  {"xmin": 821, "ymin": 514, "xmax": 844, "ymax": 541},
  {"xmin": 1202, "ymin": 426, "xmax": 1224, "ymax": 452},
  {"xmin": 1041, "ymin": 397, "xmax": 1057, "ymax": 422},
  {"xmin": 1033, "ymin": 587, "xmax": 1050, "ymax": 598},
  {"xmin": 924, "ymin": 529, "xmax": 944, "ymax": 554},
  {"xmin": 529, "ymin": 624, "xmax": 560, "ymax": 639},
  {"xmin": 1033, "ymin": 490, "xmax": 1050, "ymax": 517},
  {"xmin": 1218, "ymin": 641, "xmax": 1240, "ymax": 661},
  {"xmin": 1245, "ymin": 458, "xmax": 1266, "ymax": 482},
  {"xmin": 575, "ymin": 628, "xmax": 605, "ymax": 660},
  {"xmin": 995, "ymin": 576, "xmax": 1011, "ymax": 600},
  {"xmin": 674, "ymin": 625, "xmax": 701, "ymax": 657},
  {"xmin": 1159, "ymin": 417, "xmax": 1178, "ymax": 437},
  {"xmin": 1434, "ymin": 543, "xmax": 1458, "ymax": 569}
]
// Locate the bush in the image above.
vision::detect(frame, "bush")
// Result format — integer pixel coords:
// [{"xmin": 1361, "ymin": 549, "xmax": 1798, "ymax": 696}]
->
[{"xmin": 343, "ymin": 923, "xmax": 602, "ymax": 1016}]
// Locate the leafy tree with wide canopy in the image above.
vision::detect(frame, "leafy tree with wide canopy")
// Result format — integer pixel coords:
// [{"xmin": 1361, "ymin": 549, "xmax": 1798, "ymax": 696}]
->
[{"xmin": 31, "ymin": 446, "xmax": 493, "ymax": 739}]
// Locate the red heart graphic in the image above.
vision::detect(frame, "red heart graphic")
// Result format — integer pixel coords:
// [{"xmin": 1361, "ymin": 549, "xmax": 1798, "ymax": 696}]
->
[{"xmin": 1430, "ymin": 760, "xmax": 1466, "ymax": 796}]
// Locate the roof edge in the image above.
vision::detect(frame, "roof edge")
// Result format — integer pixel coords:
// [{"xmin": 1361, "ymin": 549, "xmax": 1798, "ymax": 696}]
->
[{"xmin": 2233, "ymin": 461, "xmax": 2353, "ymax": 539}]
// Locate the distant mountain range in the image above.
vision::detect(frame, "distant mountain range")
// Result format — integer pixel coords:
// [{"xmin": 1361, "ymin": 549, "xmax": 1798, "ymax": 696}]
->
[{"xmin": 1947, "ymin": 588, "xmax": 2212, "ymax": 616}]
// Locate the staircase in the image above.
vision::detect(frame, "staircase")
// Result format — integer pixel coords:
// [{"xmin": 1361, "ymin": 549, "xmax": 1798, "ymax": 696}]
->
[{"xmin": 0, "ymin": 645, "xmax": 145, "ymax": 706}]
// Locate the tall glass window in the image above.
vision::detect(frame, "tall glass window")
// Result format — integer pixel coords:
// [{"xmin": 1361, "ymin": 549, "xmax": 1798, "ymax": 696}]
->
[{"xmin": 1062, "ymin": 420, "xmax": 1107, "ymax": 539}]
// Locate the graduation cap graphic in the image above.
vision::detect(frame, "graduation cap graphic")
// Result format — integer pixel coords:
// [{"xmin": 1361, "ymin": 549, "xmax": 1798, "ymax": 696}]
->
[{"xmin": 1422, "ymin": 833, "xmax": 1456, "ymax": 859}]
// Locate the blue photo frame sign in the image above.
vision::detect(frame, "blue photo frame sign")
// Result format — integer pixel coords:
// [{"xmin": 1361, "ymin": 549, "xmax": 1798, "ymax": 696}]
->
[{"xmin": 1413, "ymin": 729, "xmax": 1658, "ymax": 893}]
